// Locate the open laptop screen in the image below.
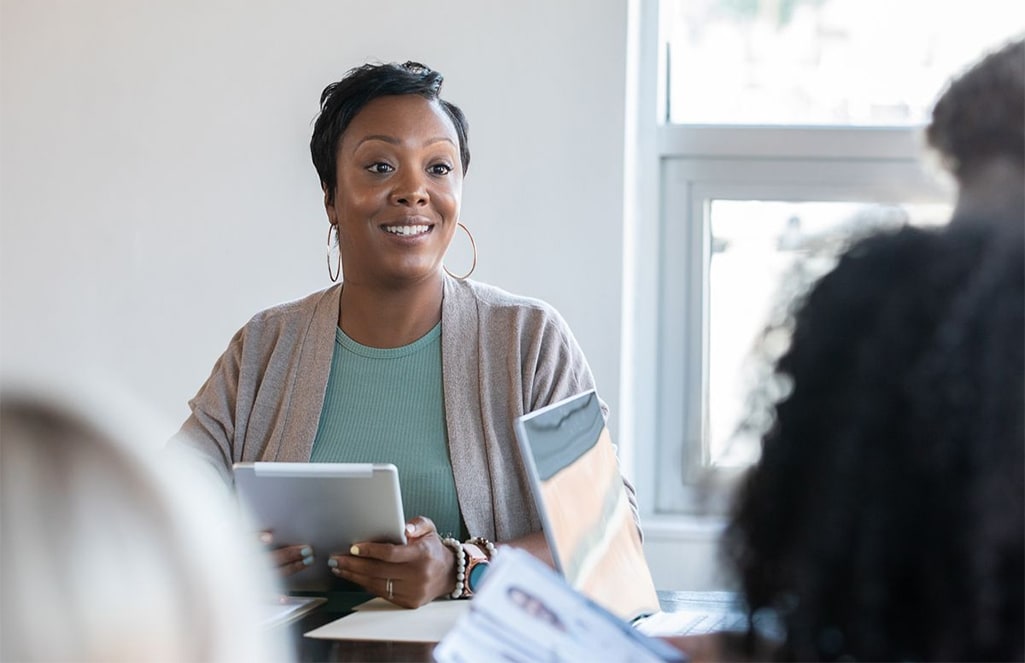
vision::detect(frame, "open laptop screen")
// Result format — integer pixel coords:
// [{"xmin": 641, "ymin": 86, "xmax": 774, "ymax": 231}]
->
[{"xmin": 513, "ymin": 390, "xmax": 660, "ymax": 623}]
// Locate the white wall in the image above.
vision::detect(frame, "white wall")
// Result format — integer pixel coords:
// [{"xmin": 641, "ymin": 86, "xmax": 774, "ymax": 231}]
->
[
  {"xmin": 1, "ymin": 0, "xmax": 628, "ymax": 436},
  {"xmin": 1, "ymin": 0, "xmax": 720, "ymax": 592}
]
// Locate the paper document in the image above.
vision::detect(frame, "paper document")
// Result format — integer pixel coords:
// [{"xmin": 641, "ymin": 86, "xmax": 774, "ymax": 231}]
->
[
  {"xmin": 304, "ymin": 597, "xmax": 469, "ymax": 642},
  {"xmin": 434, "ymin": 547, "xmax": 686, "ymax": 662}
]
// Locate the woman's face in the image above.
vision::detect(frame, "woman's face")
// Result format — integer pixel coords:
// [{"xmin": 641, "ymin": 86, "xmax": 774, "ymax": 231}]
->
[{"xmin": 326, "ymin": 94, "xmax": 463, "ymax": 287}]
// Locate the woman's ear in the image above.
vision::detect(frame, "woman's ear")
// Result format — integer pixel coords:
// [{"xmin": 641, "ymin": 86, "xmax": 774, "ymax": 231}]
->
[{"xmin": 323, "ymin": 186, "xmax": 337, "ymax": 224}]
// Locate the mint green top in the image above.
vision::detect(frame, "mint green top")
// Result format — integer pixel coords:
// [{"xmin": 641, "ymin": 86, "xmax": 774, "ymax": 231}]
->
[{"xmin": 310, "ymin": 323, "xmax": 464, "ymax": 539}]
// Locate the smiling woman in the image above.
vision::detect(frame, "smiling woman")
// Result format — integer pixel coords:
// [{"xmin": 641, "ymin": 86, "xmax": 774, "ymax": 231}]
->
[{"xmin": 170, "ymin": 61, "xmax": 639, "ymax": 610}]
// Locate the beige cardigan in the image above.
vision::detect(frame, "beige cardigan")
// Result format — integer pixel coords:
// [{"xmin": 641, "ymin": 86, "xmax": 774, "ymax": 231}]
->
[{"xmin": 172, "ymin": 275, "xmax": 639, "ymax": 542}]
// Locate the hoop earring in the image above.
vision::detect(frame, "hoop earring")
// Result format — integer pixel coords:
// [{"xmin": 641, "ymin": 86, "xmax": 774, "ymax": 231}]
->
[
  {"xmin": 326, "ymin": 224, "xmax": 341, "ymax": 282},
  {"xmin": 443, "ymin": 222, "xmax": 477, "ymax": 280}
]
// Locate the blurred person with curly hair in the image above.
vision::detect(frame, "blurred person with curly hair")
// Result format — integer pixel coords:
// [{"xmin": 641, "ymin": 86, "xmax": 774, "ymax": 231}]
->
[
  {"xmin": 926, "ymin": 37, "xmax": 1024, "ymax": 228},
  {"xmin": 698, "ymin": 220, "xmax": 1024, "ymax": 662}
]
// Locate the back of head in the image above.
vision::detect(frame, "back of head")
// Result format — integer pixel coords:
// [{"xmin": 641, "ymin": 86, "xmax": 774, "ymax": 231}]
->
[
  {"xmin": 926, "ymin": 38, "xmax": 1025, "ymax": 182},
  {"xmin": 723, "ymin": 223, "xmax": 1025, "ymax": 661},
  {"xmin": 0, "ymin": 386, "xmax": 291, "ymax": 662}
]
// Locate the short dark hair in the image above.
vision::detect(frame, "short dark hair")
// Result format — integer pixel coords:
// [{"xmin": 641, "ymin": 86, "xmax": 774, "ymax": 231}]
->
[
  {"xmin": 723, "ymin": 223, "xmax": 1024, "ymax": 661},
  {"xmin": 926, "ymin": 38, "xmax": 1025, "ymax": 180},
  {"xmin": 310, "ymin": 61, "xmax": 470, "ymax": 204}
]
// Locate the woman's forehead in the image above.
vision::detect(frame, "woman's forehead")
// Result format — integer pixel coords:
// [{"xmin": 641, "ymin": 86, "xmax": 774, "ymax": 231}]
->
[{"xmin": 342, "ymin": 95, "xmax": 458, "ymax": 148}]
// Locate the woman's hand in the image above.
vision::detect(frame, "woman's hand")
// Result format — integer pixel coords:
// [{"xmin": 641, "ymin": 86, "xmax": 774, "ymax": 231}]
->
[
  {"xmin": 328, "ymin": 516, "xmax": 457, "ymax": 608},
  {"xmin": 259, "ymin": 531, "xmax": 315, "ymax": 577}
]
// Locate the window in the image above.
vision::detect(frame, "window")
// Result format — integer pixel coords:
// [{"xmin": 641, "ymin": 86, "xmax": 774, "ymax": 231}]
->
[
  {"xmin": 623, "ymin": 0, "xmax": 1023, "ymax": 518},
  {"xmin": 662, "ymin": 0, "xmax": 1025, "ymax": 126}
]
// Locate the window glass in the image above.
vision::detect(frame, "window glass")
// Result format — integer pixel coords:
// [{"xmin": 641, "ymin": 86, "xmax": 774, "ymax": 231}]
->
[
  {"xmin": 707, "ymin": 200, "xmax": 950, "ymax": 467},
  {"xmin": 663, "ymin": 0, "xmax": 1025, "ymax": 126}
]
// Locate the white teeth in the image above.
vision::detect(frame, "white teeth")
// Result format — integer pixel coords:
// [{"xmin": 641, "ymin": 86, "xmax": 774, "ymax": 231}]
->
[{"xmin": 384, "ymin": 225, "xmax": 429, "ymax": 236}]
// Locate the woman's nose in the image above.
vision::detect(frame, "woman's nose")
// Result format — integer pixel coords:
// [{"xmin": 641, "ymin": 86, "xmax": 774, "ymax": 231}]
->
[{"xmin": 389, "ymin": 171, "xmax": 429, "ymax": 207}]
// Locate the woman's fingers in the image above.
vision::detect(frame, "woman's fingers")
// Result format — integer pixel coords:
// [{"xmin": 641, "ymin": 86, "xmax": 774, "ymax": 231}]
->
[
  {"xmin": 404, "ymin": 515, "xmax": 437, "ymax": 540},
  {"xmin": 330, "ymin": 558, "xmax": 414, "ymax": 606},
  {"xmin": 271, "ymin": 544, "xmax": 314, "ymax": 577},
  {"xmin": 347, "ymin": 515, "xmax": 438, "ymax": 561},
  {"xmin": 329, "ymin": 526, "xmax": 455, "ymax": 607}
]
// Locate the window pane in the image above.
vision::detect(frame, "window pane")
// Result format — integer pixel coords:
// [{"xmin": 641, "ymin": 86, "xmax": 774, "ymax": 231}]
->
[
  {"xmin": 707, "ymin": 200, "xmax": 949, "ymax": 467},
  {"xmin": 663, "ymin": 0, "xmax": 1025, "ymax": 126}
]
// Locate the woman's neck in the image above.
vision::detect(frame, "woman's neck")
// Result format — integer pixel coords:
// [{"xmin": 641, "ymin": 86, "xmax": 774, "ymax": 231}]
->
[
  {"xmin": 952, "ymin": 157, "xmax": 1025, "ymax": 225},
  {"xmin": 337, "ymin": 275, "xmax": 444, "ymax": 348}
]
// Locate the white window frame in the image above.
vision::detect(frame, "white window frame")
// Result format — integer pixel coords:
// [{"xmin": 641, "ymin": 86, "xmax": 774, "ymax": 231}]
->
[{"xmin": 621, "ymin": 0, "xmax": 955, "ymax": 520}]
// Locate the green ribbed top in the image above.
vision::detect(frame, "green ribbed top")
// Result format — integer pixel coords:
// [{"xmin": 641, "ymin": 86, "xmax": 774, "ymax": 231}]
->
[{"xmin": 309, "ymin": 323, "xmax": 463, "ymax": 540}]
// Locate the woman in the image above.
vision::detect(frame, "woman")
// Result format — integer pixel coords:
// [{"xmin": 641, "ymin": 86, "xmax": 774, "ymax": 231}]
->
[
  {"xmin": 173, "ymin": 61, "xmax": 638, "ymax": 608},
  {"xmin": 669, "ymin": 221, "xmax": 1024, "ymax": 661}
]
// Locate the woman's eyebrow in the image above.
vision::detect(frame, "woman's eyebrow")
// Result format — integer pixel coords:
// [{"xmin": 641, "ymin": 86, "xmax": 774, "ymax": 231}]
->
[
  {"xmin": 355, "ymin": 134, "xmax": 400, "ymax": 147},
  {"xmin": 355, "ymin": 135, "xmax": 456, "ymax": 148}
]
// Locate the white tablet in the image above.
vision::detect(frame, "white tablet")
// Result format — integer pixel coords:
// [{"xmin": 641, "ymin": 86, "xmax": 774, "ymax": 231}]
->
[{"xmin": 233, "ymin": 462, "xmax": 407, "ymax": 592}]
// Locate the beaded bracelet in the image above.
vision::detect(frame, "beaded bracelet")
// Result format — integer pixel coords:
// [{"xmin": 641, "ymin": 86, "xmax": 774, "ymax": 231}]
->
[
  {"xmin": 466, "ymin": 536, "xmax": 497, "ymax": 559},
  {"xmin": 441, "ymin": 537, "xmax": 466, "ymax": 599}
]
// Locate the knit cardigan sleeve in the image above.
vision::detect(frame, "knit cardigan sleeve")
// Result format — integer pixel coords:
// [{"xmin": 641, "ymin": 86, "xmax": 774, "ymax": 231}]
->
[{"xmin": 168, "ymin": 286, "xmax": 340, "ymax": 484}]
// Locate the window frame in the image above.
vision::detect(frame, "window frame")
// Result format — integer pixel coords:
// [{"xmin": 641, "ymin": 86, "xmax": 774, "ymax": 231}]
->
[{"xmin": 622, "ymin": 0, "xmax": 955, "ymax": 519}]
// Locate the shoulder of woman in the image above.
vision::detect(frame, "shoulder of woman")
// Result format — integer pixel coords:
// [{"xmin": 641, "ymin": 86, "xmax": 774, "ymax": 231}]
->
[
  {"xmin": 448, "ymin": 277, "xmax": 563, "ymax": 319},
  {"xmin": 218, "ymin": 285, "xmax": 340, "ymax": 363},
  {"xmin": 243, "ymin": 284, "xmax": 341, "ymax": 332}
]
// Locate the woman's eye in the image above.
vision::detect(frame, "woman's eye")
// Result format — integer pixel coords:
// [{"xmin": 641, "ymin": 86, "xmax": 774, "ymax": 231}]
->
[
  {"xmin": 428, "ymin": 163, "xmax": 453, "ymax": 176},
  {"xmin": 367, "ymin": 162, "xmax": 394, "ymax": 174}
]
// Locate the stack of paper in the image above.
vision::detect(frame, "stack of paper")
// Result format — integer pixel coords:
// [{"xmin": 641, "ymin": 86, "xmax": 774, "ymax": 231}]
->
[
  {"xmin": 304, "ymin": 596, "xmax": 469, "ymax": 642},
  {"xmin": 434, "ymin": 548, "xmax": 685, "ymax": 662}
]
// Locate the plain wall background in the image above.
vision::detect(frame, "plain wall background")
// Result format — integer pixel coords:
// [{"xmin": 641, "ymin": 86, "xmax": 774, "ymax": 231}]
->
[
  {"xmin": 1, "ymin": 0, "xmax": 628, "ymax": 435},
  {"xmin": 1, "ymin": 0, "xmax": 723, "ymax": 591}
]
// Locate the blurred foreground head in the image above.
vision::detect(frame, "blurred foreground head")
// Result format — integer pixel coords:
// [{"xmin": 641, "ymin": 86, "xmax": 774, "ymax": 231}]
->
[
  {"xmin": 0, "ymin": 384, "xmax": 291, "ymax": 662},
  {"xmin": 724, "ymin": 222, "xmax": 1024, "ymax": 661},
  {"xmin": 927, "ymin": 37, "xmax": 1024, "ymax": 226}
]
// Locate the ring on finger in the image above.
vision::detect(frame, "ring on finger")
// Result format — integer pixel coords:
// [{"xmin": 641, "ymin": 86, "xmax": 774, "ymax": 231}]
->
[{"xmin": 385, "ymin": 577, "xmax": 394, "ymax": 600}]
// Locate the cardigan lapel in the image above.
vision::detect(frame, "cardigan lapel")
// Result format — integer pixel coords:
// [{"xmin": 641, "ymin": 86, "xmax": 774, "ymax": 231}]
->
[
  {"xmin": 276, "ymin": 284, "xmax": 343, "ymax": 461},
  {"xmin": 441, "ymin": 276, "xmax": 496, "ymax": 540}
]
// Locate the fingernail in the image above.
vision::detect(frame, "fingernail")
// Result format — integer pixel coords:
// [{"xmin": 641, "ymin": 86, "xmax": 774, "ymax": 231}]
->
[
  {"xmin": 350, "ymin": 545, "xmax": 360, "ymax": 556},
  {"xmin": 405, "ymin": 523, "xmax": 416, "ymax": 535},
  {"xmin": 331, "ymin": 567, "xmax": 342, "ymax": 576},
  {"xmin": 302, "ymin": 555, "xmax": 314, "ymax": 566},
  {"xmin": 327, "ymin": 558, "xmax": 338, "ymax": 568},
  {"xmin": 300, "ymin": 546, "xmax": 312, "ymax": 557},
  {"xmin": 259, "ymin": 532, "xmax": 273, "ymax": 545}
]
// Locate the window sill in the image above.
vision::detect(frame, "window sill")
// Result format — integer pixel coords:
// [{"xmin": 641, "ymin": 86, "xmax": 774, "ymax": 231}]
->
[{"xmin": 642, "ymin": 514, "xmax": 727, "ymax": 543}]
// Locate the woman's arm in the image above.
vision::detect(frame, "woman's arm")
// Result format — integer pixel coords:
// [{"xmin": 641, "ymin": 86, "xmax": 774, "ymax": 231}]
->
[
  {"xmin": 498, "ymin": 531, "xmax": 553, "ymax": 568},
  {"xmin": 167, "ymin": 329, "xmax": 246, "ymax": 485}
]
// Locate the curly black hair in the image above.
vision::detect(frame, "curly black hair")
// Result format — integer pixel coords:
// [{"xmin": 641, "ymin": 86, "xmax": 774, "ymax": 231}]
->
[
  {"xmin": 926, "ymin": 38, "xmax": 1024, "ymax": 181},
  {"xmin": 722, "ymin": 222, "xmax": 1025, "ymax": 661},
  {"xmin": 310, "ymin": 61, "xmax": 470, "ymax": 204}
]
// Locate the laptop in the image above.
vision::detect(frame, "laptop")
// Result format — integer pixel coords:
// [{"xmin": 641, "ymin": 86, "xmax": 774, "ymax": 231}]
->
[{"xmin": 513, "ymin": 390, "xmax": 747, "ymax": 636}]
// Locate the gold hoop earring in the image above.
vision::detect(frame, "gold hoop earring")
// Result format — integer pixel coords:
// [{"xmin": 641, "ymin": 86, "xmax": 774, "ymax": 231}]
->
[
  {"xmin": 326, "ymin": 224, "xmax": 341, "ymax": 282},
  {"xmin": 443, "ymin": 222, "xmax": 477, "ymax": 280}
]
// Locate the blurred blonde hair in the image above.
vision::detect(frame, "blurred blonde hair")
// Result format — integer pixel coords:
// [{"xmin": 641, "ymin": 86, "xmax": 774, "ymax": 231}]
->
[{"xmin": 0, "ymin": 382, "xmax": 292, "ymax": 662}]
